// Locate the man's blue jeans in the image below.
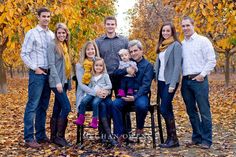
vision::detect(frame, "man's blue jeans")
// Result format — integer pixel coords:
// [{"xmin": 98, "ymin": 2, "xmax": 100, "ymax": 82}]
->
[
  {"xmin": 112, "ymin": 95, "xmax": 149, "ymax": 136},
  {"xmin": 181, "ymin": 76, "xmax": 212, "ymax": 146},
  {"xmin": 79, "ymin": 95, "xmax": 102, "ymax": 118},
  {"xmin": 51, "ymin": 83, "xmax": 71, "ymax": 119},
  {"xmin": 158, "ymin": 81, "xmax": 178, "ymax": 119},
  {"xmin": 24, "ymin": 70, "xmax": 51, "ymax": 142}
]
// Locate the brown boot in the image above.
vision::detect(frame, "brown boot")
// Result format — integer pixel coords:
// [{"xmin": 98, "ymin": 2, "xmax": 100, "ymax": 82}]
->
[
  {"xmin": 54, "ymin": 118, "xmax": 70, "ymax": 147},
  {"xmin": 50, "ymin": 117, "xmax": 57, "ymax": 143},
  {"xmin": 101, "ymin": 118, "xmax": 118, "ymax": 146},
  {"xmin": 161, "ymin": 118, "xmax": 171, "ymax": 145},
  {"xmin": 159, "ymin": 118, "xmax": 179, "ymax": 148}
]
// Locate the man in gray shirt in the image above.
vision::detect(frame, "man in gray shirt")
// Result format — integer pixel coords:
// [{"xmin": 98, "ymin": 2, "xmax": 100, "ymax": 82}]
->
[
  {"xmin": 95, "ymin": 16, "xmax": 130, "ymax": 143},
  {"xmin": 95, "ymin": 16, "xmax": 129, "ymax": 96},
  {"xmin": 21, "ymin": 7, "xmax": 54, "ymax": 148}
]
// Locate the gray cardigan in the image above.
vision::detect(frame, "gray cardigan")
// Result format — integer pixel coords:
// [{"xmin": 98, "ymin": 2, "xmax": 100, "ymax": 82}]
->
[
  {"xmin": 155, "ymin": 41, "xmax": 182, "ymax": 89},
  {"xmin": 75, "ymin": 63, "xmax": 96, "ymax": 110},
  {"xmin": 47, "ymin": 41, "xmax": 71, "ymax": 88},
  {"xmin": 89, "ymin": 73, "xmax": 112, "ymax": 93}
]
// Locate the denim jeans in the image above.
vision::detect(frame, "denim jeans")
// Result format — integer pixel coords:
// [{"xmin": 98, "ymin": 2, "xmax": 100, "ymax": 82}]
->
[
  {"xmin": 24, "ymin": 70, "xmax": 51, "ymax": 142},
  {"xmin": 112, "ymin": 95, "xmax": 149, "ymax": 136},
  {"xmin": 79, "ymin": 94, "xmax": 102, "ymax": 118},
  {"xmin": 158, "ymin": 81, "xmax": 178, "ymax": 119},
  {"xmin": 99, "ymin": 96, "xmax": 113, "ymax": 119},
  {"xmin": 119, "ymin": 77, "xmax": 135, "ymax": 91},
  {"xmin": 181, "ymin": 76, "xmax": 212, "ymax": 146},
  {"xmin": 51, "ymin": 83, "xmax": 71, "ymax": 119}
]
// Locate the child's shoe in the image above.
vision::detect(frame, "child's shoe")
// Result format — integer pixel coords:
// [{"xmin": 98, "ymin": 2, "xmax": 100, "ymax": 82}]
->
[
  {"xmin": 73, "ymin": 114, "xmax": 85, "ymax": 125},
  {"xmin": 127, "ymin": 88, "xmax": 134, "ymax": 96},
  {"xmin": 117, "ymin": 89, "xmax": 126, "ymax": 97},
  {"xmin": 89, "ymin": 117, "xmax": 98, "ymax": 129}
]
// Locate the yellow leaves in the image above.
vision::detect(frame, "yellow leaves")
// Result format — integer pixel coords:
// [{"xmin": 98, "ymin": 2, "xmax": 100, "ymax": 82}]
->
[
  {"xmin": 202, "ymin": 9, "xmax": 207, "ymax": 16},
  {"xmin": 0, "ymin": 4, "xmax": 4, "ymax": 12},
  {"xmin": 213, "ymin": 0, "xmax": 219, "ymax": 5},
  {"xmin": 218, "ymin": 3, "xmax": 222, "ymax": 10},
  {"xmin": 0, "ymin": 12, "xmax": 7, "ymax": 24},
  {"xmin": 216, "ymin": 38, "xmax": 231, "ymax": 49},
  {"xmin": 207, "ymin": 2, "xmax": 214, "ymax": 10},
  {"xmin": 1, "ymin": 74, "xmax": 236, "ymax": 156},
  {"xmin": 228, "ymin": 3, "xmax": 234, "ymax": 10},
  {"xmin": 0, "ymin": 0, "xmax": 115, "ymax": 67},
  {"xmin": 199, "ymin": 3, "xmax": 204, "ymax": 9}
]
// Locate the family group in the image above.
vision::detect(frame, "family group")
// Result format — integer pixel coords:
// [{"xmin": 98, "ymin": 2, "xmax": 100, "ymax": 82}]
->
[{"xmin": 21, "ymin": 7, "xmax": 216, "ymax": 150}]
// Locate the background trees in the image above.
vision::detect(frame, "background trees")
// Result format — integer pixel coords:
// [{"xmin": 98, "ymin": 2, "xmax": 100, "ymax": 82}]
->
[
  {"xmin": 129, "ymin": 0, "xmax": 236, "ymax": 86},
  {"xmin": 0, "ymin": 0, "xmax": 115, "ymax": 93}
]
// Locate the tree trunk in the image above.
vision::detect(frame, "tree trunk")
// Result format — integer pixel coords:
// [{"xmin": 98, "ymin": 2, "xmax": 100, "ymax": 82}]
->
[
  {"xmin": 0, "ymin": 54, "xmax": 7, "ymax": 93},
  {"xmin": 10, "ymin": 65, "xmax": 13, "ymax": 78},
  {"xmin": 225, "ymin": 52, "xmax": 230, "ymax": 87}
]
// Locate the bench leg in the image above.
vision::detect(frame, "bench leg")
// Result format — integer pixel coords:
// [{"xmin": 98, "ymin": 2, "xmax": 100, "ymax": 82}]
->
[
  {"xmin": 150, "ymin": 112, "xmax": 156, "ymax": 148},
  {"xmin": 81, "ymin": 125, "xmax": 84, "ymax": 145},
  {"xmin": 77, "ymin": 125, "xmax": 81, "ymax": 144}
]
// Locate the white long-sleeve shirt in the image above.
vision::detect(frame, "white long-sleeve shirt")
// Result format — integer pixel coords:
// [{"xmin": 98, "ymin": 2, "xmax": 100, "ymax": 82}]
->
[
  {"xmin": 21, "ymin": 25, "xmax": 54, "ymax": 70},
  {"xmin": 158, "ymin": 49, "xmax": 167, "ymax": 81},
  {"xmin": 182, "ymin": 33, "xmax": 216, "ymax": 77}
]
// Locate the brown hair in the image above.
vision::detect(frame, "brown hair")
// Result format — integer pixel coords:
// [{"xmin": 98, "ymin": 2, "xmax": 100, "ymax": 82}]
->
[
  {"xmin": 79, "ymin": 41, "xmax": 100, "ymax": 64},
  {"xmin": 37, "ymin": 7, "xmax": 50, "ymax": 16},
  {"xmin": 54, "ymin": 23, "xmax": 70, "ymax": 57},
  {"xmin": 91, "ymin": 57, "xmax": 107, "ymax": 75},
  {"xmin": 156, "ymin": 22, "xmax": 181, "ymax": 54},
  {"xmin": 182, "ymin": 16, "xmax": 194, "ymax": 25},
  {"xmin": 104, "ymin": 16, "xmax": 117, "ymax": 25}
]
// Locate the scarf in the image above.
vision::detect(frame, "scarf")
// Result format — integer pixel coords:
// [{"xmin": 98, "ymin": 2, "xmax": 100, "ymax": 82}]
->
[
  {"xmin": 60, "ymin": 42, "xmax": 71, "ymax": 79},
  {"xmin": 82, "ymin": 59, "xmax": 93, "ymax": 85},
  {"xmin": 159, "ymin": 36, "xmax": 175, "ymax": 52}
]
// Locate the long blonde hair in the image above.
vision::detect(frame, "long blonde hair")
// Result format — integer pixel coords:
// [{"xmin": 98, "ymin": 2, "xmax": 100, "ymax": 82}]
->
[
  {"xmin": 55, "ymin": 23, "xmax": 70, "ymax": 56},
  {"xmin": 79, "ymin": 41, "xmax": 100, "ymax": 64},
  {"xmin": 91, "ymin": 57, "xmax": 107, "ymax": 75}
]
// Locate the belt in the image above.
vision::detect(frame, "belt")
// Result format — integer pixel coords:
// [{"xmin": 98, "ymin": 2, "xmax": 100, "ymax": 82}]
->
[
  {"xmin": 30, "ymin": 67, "xmax": 49, "ymax": 74},
  {"xmin": 39, "ymin": 67, "xmax": 49, "ymax": 73},
  {"xmin": 183, "ymin": 73, "xmax": 200, "ymax": 80}
]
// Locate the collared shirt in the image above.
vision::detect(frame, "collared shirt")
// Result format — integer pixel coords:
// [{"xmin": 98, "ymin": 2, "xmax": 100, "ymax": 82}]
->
[
  {"xmin": 182, "ymin": 32, "xmax": 216, "ymax": 77},
  {"xmin": 21, "ymin": 25, "xmax": 54, "ymax": 70},
  {"xmin": 95, "ymin": 34, "xmax": 128, "ymax": 74}
]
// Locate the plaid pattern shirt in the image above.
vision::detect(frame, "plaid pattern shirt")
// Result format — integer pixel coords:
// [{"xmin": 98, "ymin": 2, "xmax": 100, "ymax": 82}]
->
[{"xmin": 21, "ymin": 25, "xmax": 54, "ymax": 70}]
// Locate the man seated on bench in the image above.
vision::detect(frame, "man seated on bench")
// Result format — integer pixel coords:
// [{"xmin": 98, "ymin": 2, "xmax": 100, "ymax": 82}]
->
[{"xmin": 112, "ymin": 40, "xmax": 154, "ymax": 146}]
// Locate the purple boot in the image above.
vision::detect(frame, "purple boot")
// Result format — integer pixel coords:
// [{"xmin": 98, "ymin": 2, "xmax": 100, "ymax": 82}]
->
[
  {"xmin": 89, "ymin": 117, "xmax": 98, "ymax": 129},
  {"xmin": 74, "ymin": 114, "xmax": 85, "ymax": 126},
  {"xmin": 127, "ymin": 88, "xmax": 134, "ymax": 96},
  {"xmin": 117, "ymin": 89, "xmax": 126, "ymax": 97}
]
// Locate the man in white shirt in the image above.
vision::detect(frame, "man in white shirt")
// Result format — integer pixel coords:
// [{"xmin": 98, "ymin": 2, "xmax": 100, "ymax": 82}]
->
[
  {"xmin": 181, "ymin": 16, "xmax": 216, "ymax": 149},
  {"xmin": 21, "ymin": 7, "xmax": 54, "ymax": 148}
]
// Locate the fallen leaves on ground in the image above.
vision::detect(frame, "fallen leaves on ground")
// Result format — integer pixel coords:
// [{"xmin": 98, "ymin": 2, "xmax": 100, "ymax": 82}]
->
[{"xmin": 0, "ymin": 74, "xmax": 235, "ymax": 156}]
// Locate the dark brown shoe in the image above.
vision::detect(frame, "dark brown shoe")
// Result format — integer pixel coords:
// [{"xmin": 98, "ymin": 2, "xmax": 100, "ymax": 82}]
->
[
  {"xmin": 25, "ymin": 140, "xmax": 42, "ymax": 148},
  {"xmin": 37, "ymin": 137, "xmax": 50, "ymax": 144},
  {"xmin": 199, "ymin": 143, "xmax": 210, "ymax": 149},
  {"xmin": 136, "ymin": 129, "xmax": 144, "ymax": 135},
  {"xmin": 117, "ymin": 136, "xmax": 125, "ymax": 147},
  {"xmin": 186, "ymin": 141, "xmax": 200, "ymax": 147}
]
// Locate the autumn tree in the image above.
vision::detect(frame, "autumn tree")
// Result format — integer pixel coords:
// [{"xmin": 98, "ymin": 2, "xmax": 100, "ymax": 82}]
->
[
  {"xmin": 129, "ymin": 0, "xmax": 175, "ymax": 63},
  {"xmin": 0, "ymin": 0, "xmax": 115, "ymax": 93},
  {"xmin": 129, "ymin": 0, "xmax": 235, "ymax": 86}
]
